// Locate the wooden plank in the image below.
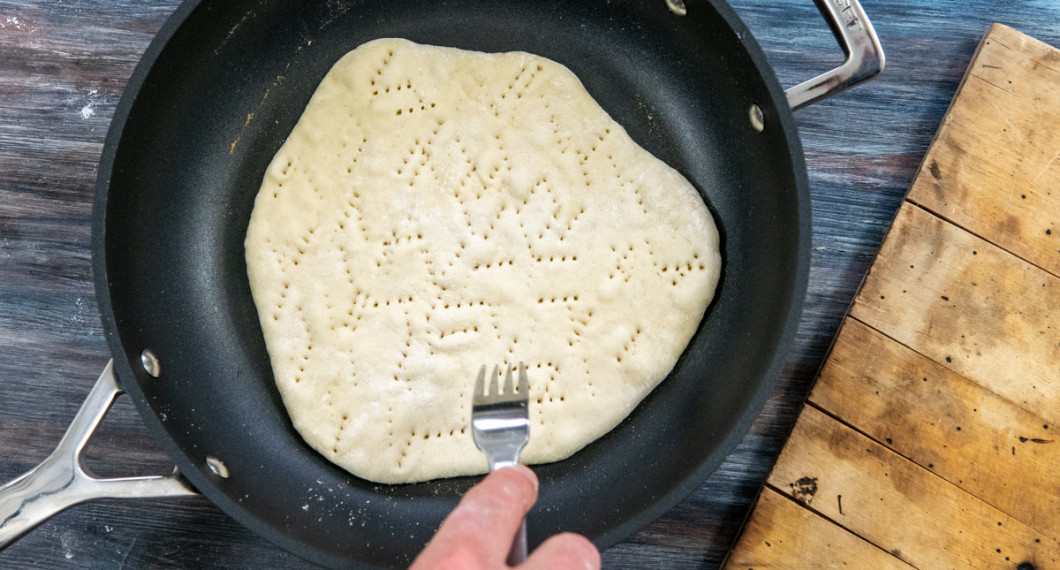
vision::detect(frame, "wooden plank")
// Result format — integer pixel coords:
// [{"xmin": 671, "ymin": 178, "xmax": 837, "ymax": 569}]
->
[
  {"xmin": 728, "ymin": 25, "xmax": 1060, "ymax": 569},
  {"xmin": 850, "ymin": 204, "xmax": 1060, "ymax": 427},
  {"xmin": 810, "ymin": 317, "xmax": 1060, "ymax": 538},
  {"xmin": 767, "ymin": 406, "xmax": 1060, "ymax": 569},
  {"xmin": 724, "ymin": 487, "xmax": 913, "ymax": 570},
  {"xmin": 908, "ymin": 24, "xmax": 1060, "ymax": 277}
]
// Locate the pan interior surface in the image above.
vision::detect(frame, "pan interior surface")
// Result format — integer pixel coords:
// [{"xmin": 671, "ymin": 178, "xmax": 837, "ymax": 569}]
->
[{"xmin": 94, "ymin": 0, "xmax": 807, "ymax": 567}]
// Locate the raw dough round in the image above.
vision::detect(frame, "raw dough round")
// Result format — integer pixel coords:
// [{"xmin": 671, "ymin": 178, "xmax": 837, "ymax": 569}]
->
[{"xmin": 245, "ymin": 39, "xmax": 720, "ymax": 484}]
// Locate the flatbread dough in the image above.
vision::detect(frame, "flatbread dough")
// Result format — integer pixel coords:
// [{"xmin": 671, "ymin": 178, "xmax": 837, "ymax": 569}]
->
[{"xmin": 245, "ymin": 38, "xmax": 721, "ymax": 484}]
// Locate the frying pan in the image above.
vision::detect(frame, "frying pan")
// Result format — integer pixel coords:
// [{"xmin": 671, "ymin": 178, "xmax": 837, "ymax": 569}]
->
[{"xmin": 0, "ymin": 0, "xmax": 882, "ymax": 567}]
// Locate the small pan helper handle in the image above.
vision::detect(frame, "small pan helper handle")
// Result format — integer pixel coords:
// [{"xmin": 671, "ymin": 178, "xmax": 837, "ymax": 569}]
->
[
  {"xmin": 0, "ymin": 360, "xmax": 197, "ymax": 549},
  {"xmin": 785, "ymin": 0, "xmax": 885, "ymax": 110}
]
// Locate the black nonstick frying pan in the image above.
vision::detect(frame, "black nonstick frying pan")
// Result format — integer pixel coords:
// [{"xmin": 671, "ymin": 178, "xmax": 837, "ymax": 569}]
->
[{"xmin": 0, "ymin": 0, "xmax": 882, "ymax": 567}]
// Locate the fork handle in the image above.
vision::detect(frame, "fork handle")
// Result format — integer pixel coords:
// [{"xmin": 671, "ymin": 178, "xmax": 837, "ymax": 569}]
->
[
  {"xmin": 507, "ymin": 519, "xmax": 528, "ymax": 566},
  {"xmin": 488, "ymin": 458, "xmax": 528, "ymax": 565}
]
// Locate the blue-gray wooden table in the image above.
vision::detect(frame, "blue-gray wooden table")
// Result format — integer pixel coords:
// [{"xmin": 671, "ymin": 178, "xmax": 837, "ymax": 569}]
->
[{"xmin": 2, "ymin": 1, "xmax": 1058, "ymax": 568}]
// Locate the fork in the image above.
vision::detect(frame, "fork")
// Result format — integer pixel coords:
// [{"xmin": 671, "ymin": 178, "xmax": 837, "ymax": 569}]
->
[{"xmin": 472, "ymin": 362, "xmax": 530, "ymax": 565}]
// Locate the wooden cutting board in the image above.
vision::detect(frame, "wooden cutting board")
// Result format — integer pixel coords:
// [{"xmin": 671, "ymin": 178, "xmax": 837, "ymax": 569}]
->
[{"xmin": 724, "ymin": 24, "xmax": 1060, "ymax": 570}]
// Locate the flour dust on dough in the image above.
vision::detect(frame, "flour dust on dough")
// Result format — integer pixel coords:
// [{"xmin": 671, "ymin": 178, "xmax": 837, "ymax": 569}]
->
[{"xmin": 245, "ymin": 38, "xmax": 721, "ymax": 484}]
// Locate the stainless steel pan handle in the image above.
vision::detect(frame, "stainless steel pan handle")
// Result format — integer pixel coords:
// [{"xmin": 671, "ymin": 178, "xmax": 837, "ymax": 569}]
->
[
  {"xmin": 1, "ymin": 1, "xmax": 883, "ymax": 552},
  {"xmin": 0, "ymin": 361, "xmax": 197, "ymax": 549},
  {"xmin": 785, "ymin": 0, "xmax": 885, "ymax": 110}
]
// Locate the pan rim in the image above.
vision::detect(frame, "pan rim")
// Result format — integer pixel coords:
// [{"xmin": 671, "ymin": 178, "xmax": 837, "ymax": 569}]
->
[{"xmin": 92, "ymin": 0, "xmax": 810, "ymax": 567}]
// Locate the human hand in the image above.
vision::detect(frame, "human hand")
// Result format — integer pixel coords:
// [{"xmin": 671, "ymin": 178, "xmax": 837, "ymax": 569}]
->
[{"xmin": 409, "ymin": 465, "xmax": 600, "ymax": 569}]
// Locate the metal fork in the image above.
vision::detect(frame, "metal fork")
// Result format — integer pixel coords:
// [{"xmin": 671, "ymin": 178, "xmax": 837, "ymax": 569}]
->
[{"xmin": 472, "ymin": 362, "xmax": 530, "ymax": 565}]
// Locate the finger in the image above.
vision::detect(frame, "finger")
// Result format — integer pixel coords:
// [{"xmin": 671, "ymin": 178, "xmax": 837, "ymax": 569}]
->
[
  {"xmin": 521, "ymin": 532, "xmax": 600, "ymax": 570},
  {"xmin": 417, "ymin": 465, "xmax": 538, "ymax": 564}
]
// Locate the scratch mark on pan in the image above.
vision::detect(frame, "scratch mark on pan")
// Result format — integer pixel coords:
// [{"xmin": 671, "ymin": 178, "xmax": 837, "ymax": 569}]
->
[
  {"xmin": 117, "ymin": 537, "xmax": 138, "ymax": 569},
  {"xmin": 215, "ymin": 10, "xmax": 256, "ymax": 55},
  {"xmin": 231, "ymin": 79, "xmax": 281, "ymax": 155}
]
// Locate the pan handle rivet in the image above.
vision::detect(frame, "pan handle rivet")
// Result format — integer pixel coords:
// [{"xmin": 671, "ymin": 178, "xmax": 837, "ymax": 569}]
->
[
  {"xmin": 749, "ymin": 104, "xmax": 765, "ymax": 132},
  {"xmin": 206, "ymin": 456, "xmax": 230, "ymax": 479},
  {"xmin": 665, "ymin": 0, "xmax": 687, "ymax": 16},
  {"xmin": 141, "ymin": 349, "xmax": 161, "ymax": 378}
]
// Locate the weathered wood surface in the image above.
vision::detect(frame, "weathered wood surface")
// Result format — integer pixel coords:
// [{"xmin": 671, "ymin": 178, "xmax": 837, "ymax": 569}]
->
[
  {"xmin": 726, "ymin": 487, "xmax": 915, "ymax": 570},
  {"xmin": 725, "ymin": 23, "xmax": 1060, "ymax": 570},
  {"xmin": 3, "ymin": 1, "xmax": 1060, "ymax": 569},
  {"xmin": 851, "ymin": 204, "xmax": 1060, "ymax": 427},
  {"xmin": 767, "ymin": 407, "xmax": 1060, "ymax": 569},
  {"xmin": 907, "ymin": 24, "xmax": 1060, "ymax": 277},
  {"xmin": 813, "ymin": 318, "xmax": 1060, "ymax": 540}
]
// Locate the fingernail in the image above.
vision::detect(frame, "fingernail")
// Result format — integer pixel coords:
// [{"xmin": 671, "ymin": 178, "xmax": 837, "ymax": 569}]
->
[{"xmin": 510, "ymin": 464, "xmax": 538, "ymax": 493}]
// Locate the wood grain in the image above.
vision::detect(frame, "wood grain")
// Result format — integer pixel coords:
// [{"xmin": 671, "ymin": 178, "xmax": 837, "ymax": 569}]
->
[
  {"xmin": 767, "ymin": 406, "xmax": 1060, "ymax": 569},
  {"xmin": 726, "ymin": 23, "xmax": 1060, "ymax": 570},
  {"xmin": 850, "ymin": 204, "xmax": 1060, "ymax": 427},
  {"xmin": 725, "ymin": 487, "xmax": 913, "ymax": 570},
  {"xmin": 4, "ymin": 1, "xmax": 1060, "ymax": 568},
  {"xmin": 811, "ymin": 317, "xmax": 1060, "ymax": 538},
  {"xmin": 908, "ymin": 24, "xmax": 1060, "ymax": 277}
]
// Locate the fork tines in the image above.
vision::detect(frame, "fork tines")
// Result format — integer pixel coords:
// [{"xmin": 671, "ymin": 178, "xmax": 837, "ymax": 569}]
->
[{"xmin": 474, "ymin": 362, "xmax": 529, "ymax": 404}]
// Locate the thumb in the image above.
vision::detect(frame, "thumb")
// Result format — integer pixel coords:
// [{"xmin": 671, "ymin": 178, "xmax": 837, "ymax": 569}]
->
[{"xmin": 520, "ymin": 532, "xmax": 600, "ymax": 570}]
